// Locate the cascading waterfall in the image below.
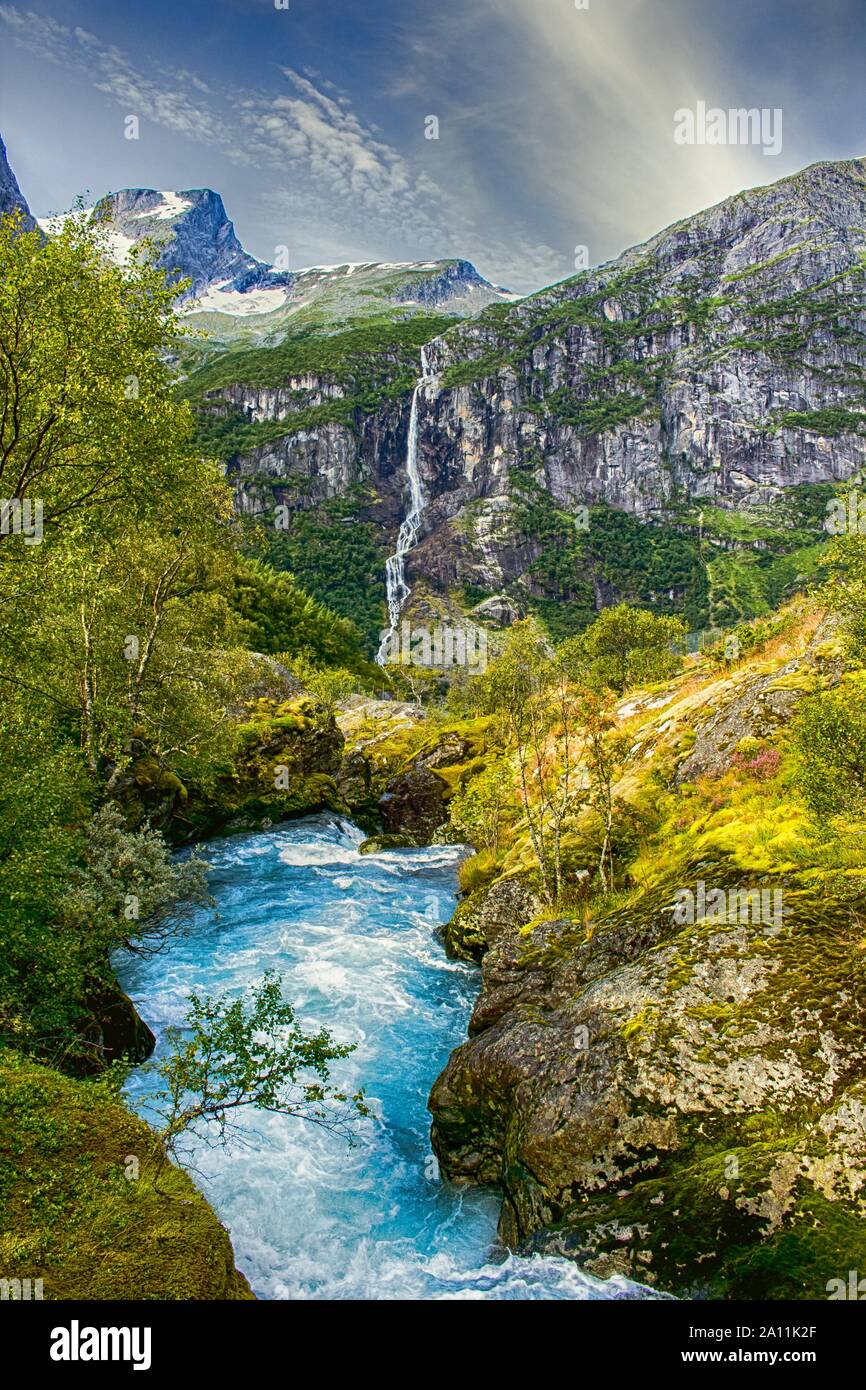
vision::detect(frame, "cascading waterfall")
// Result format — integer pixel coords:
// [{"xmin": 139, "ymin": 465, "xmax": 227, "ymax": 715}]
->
[{"xmin": 376, "ymin": 346, "xmax": 433, "ymax": 665}]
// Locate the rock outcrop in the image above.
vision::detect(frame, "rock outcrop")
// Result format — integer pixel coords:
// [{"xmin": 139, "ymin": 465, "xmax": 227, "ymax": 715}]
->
[
  {"xmin": 410, "ymin": 158, "xmax": 866, "ymax": 593},
  {"xmin": 430, "ymin": 871, "xmax": 866, "ymax": 1298},
  {"xmin": 0, "ymin": 132, "xmax": 36, "ymax": 231},
  {"xmin": 177, "ymin": 697, "xmax": 346, "ymax": 842},
  {"xmin": 209, "ymin": 157, "xmax": 866, "ymax": 630},
  {"xmin": 86, "ymin": 187, "xmax": 294, "ymax": 303},
  {"xmin": 428, "ymin": 624, "xmax": 866, "ymax": 1299}
]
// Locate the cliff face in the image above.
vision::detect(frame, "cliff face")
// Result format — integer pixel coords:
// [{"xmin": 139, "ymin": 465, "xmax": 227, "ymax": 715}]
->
[
  {"xmin": 225, "ymin": 387, "xmax": 411, "ymax": 529},
  {"xmin": 214, "ymin": 158, "xmax": 866, "ymax": 629},
  {"xmin": 89, "ymin": 187, "xmax": 294, "ymax": 302},
  {"xmin": 0, "ymin": 133, "xmax": 36, "ymax": 231},
  {"xmin": 409, "ymin": 157, "xmax": 866, "ymax": 591}
]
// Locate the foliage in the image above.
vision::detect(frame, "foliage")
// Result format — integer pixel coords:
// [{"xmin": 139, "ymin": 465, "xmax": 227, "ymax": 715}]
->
[
  {"xmin": 151, "ymin": 972, "xmax": 368, "ymax": 1168},
  {"xmin": 68, "ymin": 806, "xmax": 213, "ymax": 957},
  {"xmin": 232, "ymin": 555, "xmax": 375, "ymax": 678},
  {"xmin": 0, "ymin": 714, "xmax": 92, "ymax": 1056},
  {"xmin": 0, "ymin": 209, "xmax": 317, "ymax": 1066},
  {"xmin": 448, "ymin": 760, "xmax": 514, "ymax": 856},
  {"xmin": 775, "ymin": 408, "xmax": 865, "ymax": 436},
  {"xmin": 183, "ymin": 314, "xmax": 454, "ymax": 399},
  {"xmin": 829, "ymin": 532, "xmax": 866, "ymax": 661},
  {"xmin": 576, "ymin": 603, "xmax": 686, "ymax": 692},
  {"xmin": 0, "ymin": 723, "xmax": 214, "ymax": 1061},
  {"xmin": 0, "ymin": 208, "xmax": 196, "ymax": 542},
  {"xmin": 791, "ymin": 682, "xmax": 866, "ymax": 821},
  {"xmin": 287, "ymin": 656, "xmax": 362, "ymax": 713},
  {"xmin": 0, "ymin": 207, "xmax": 256, "ymax": 793},
  {"xmin": 504, "ymin": 469, "xmax": 709, "ymax": 639},
  {"xmin": 475, "ymin": 618, "xmax": 628, "ymax": 904},
  {"xmin": 249, "ymin": 495, "xmax": 386, "ymax": 653}
]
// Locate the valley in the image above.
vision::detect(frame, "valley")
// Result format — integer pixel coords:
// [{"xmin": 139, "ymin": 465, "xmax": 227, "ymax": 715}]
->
[{"xmin": 2, "ymin": 122, "xmax": 866, "ymax": 1308}]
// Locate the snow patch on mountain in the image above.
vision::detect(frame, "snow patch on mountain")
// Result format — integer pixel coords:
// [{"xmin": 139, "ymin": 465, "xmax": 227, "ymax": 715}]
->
[
  {"xmin": 27, "ymin": 164, "xmax": 516, "ymax": 322},
  {"xmin": 192, "ymin": 280, "xmax": 292, "ymax": 316}
]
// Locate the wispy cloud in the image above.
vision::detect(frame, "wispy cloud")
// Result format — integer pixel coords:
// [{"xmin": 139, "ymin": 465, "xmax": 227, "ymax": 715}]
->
[
  {"xmin": 0, "ymin": 5, "xmax": 233, "ymax": 146},
  {"xmin": 0, "ymin": 0, "xmax": 830, "ymax": 291},
  {"xmin": 0, "ymin": 4, "xmax": 560, "ymax": 288}
]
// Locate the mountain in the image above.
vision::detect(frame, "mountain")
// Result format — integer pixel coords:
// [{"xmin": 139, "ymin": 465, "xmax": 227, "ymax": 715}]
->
[
  {"xmin": 39, "ymin": 187, "xmax": 293, "ymax": 307},
  {"xmin": 35, "ymin": 182, "xmax": 513, "ymax": 328},
  {"xmin": 188, "ymin": 256, "xmax": 515, "ymax": 338},
  {"xmin": 206, "ymin": 156, "xmax": 866, "ymax": 643},
  {"xmin": 0, "ymin": 132, "xmax": 36, "ymax": 231},
  {"xmin": 10, "ymin": 124, "xmax": 866, "ymax": 646}
]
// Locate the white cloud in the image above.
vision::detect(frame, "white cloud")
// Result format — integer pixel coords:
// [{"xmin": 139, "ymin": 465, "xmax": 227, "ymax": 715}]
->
[
  {"xmin": 0, "ymin": 0, "xmax": 807, "ymax": 292},
  {"xmin": 0, "ymin": 4, "xmax": 566, "ymax": 287}
]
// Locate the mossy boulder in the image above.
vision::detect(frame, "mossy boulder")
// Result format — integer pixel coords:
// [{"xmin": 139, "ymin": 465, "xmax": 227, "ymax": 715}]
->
[
  {"xmin": 174, "ymin": 697, "xmax": 346, "ymax": 841},
  {"xmin": 429, "ymin": 870, "xmax": 866, "ymax": 1298},
  {"xmin": 111, "ymin": 753, "xmax": 189, "ymax": 832},
  {"xmin": 375, "ymin": 719, "xmax": 497, "ymax": 842},
  {"xmin": 378, "ymin": 764, "xmax": 448, "ymax": 839},
  {"xmin": 78, "ymin": 984, "xmax": 156, "ymax": 1071},
  {"xmin": 335, "ymin": 749, "xmax": 372, "ymax": 806},
  {"xmin": 357, "ymin": 833, "xmax": 419, "ymax": 855},
  {"xmin": 442, "ymin": 878, "xmax": 541, "ymax": 965},
  {"xmin": 0, "ymin": 1053, "xmax": 254, "ymax": 1300}
]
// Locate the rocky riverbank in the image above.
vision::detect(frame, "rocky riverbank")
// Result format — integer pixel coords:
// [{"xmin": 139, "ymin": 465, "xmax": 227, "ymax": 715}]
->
[{"xmin": 427, "ymin": 615, "xmax": 866, "ymax": 1299}]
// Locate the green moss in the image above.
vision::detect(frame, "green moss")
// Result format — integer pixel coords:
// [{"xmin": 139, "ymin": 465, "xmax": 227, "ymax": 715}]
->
[
  {"xmin": 173, "ymin": 698, "xmax": 346, "ymax": 841},
  {"xmin": 557, "ymin": 1123, "xmax": 866, "ymax": 1299},
  {"xmin": 441, "ymin": 887, "xmax": 489, "ymax": 963},
  {"xmin": 0, "ymin": 1052, "xmax": 254, "ymax": 1300}
]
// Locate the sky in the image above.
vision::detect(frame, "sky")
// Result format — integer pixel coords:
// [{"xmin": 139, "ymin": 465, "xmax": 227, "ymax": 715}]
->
[{"xmin": 1, "ymin": 0, "xmax": 864, "ymax": 294}]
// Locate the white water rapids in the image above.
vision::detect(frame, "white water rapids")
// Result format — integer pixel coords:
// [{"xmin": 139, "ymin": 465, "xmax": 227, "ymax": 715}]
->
[{"xmin": 118, "ymin": 817, "xmax": 664, "ymax": 1300}]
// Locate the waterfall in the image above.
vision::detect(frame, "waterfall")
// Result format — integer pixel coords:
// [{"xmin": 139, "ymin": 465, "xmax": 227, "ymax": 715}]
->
[{"xmin": 376, "ymin": 347, "xmax": 433, "ymax": 665}]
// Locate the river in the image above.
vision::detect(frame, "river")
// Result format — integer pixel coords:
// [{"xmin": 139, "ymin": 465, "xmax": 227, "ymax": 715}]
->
[{"xmin": 119, "ymin": 814, "xmax": 656, "ymax": 1300}]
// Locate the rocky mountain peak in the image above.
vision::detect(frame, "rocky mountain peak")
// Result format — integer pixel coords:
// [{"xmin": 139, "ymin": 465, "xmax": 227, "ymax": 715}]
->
[
  {"xmin": 0, "ymin": 132, "xmax": 37, "ymax": 232},
  {"xmin": 84, "ymin": 186, "xmax": 295, "ymax": 306}
]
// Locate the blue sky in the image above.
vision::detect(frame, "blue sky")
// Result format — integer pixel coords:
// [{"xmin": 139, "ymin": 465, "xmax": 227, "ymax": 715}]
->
[{"xmin": 1, "ymin": 0, "xmax": 864, "ymax": 292}]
